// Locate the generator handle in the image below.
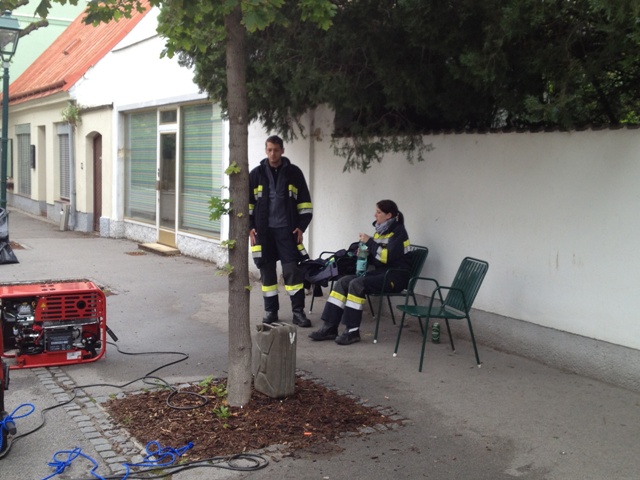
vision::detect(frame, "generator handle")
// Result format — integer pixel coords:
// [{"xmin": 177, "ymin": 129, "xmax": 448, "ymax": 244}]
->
[{"xmin": 106, "ymin": 326, "xmax": 118, "ymax": 342}]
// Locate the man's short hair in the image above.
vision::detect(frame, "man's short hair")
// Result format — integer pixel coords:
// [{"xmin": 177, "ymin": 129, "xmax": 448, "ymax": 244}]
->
[{"xmin": 265, "ymin": 135, "xmax": 284, "ymax": 149}]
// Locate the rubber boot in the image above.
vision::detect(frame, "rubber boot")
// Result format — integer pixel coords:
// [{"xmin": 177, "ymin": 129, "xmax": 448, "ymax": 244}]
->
[{"xmin": 309, "ymin": 322, "xmax": 338, "ymax": 341}]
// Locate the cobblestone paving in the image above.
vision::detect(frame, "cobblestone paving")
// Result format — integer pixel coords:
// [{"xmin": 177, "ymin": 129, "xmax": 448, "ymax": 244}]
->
[{"xmin": 33, "ymin": 366, "xmax": 144, "ymax": 475}]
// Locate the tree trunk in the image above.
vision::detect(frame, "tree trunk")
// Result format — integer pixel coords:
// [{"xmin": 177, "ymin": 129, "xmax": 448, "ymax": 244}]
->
[{"xmin": 224, "ymin": 6, "xmax": 252, "ymax": 407}]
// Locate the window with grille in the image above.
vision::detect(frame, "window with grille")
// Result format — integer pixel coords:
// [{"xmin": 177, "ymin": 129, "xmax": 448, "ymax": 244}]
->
[
  {"xmin": 5, "ymin": 139, "xmax": 12, "ymax": 178},
  {"xmin": 179, "ymin": 103, "xmax": 223, "ymax": 236},
  {"xmin": 16, "ymin": 126, "xmax": 31, "ymax": 196},
  {"xmin": 125, "ymin": 111, "xmax": 157, "ymax": 223}
]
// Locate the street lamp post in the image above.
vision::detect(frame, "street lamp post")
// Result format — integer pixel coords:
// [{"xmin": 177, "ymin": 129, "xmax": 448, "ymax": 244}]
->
[{"xmin": 0, "ymin": 10, "xmax": 21, "ymax": 210}]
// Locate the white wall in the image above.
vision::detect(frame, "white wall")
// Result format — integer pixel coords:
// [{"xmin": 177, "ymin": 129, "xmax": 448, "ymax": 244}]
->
[
  {"xmin": 75, "ymin": 108, "xmax": 113, "ymax": 215},
  {"xmin": 72, "ymin": 8, "xmax": 203, "ymax": 109},
  {"xmin": 280, "ymin": 109, "xmax": 640, "ymax": 352}
]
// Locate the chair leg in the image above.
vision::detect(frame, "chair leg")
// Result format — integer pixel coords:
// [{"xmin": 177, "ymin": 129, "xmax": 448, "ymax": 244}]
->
[
  {"xmin": 386, "ymin": 296, "xmax": 396, "ymax": 324},
  {"xmin": 418, "ymin": 318, "xmax": 430, "ymax": 372},
  {"xmin": 309, "ymin": 284, "xmax": 315, "ymax": 313},
  {"xmin": 373, "ymin": 294, "xmax": 385, "ymax": 344},
  {"xmin": 410, "ymin": 297, "xmax": 424, "ymax": 337},
  {"xmin": 444, "ymin": 319, "xmax": 455, "ymax": 351},
  {"xmin": 368, "ymin": 295, "xmax": 375, "ymax": 316},
  {"xmin": 465, "ymin": 315, "xmax": 481, "ymax": 366},
  {"xmin": 393, "ymin": 312, "xmax": 408, "ymax": 355},
  {"xmin": 408, "ymin": 294, "xmax": 424, "ymax": 335}
]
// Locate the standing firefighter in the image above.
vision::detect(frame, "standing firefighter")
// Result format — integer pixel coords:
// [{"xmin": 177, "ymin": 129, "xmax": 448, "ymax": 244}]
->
[{"xmin": 249, "ymin": 135, "xmax": 313, "ymax": 328}]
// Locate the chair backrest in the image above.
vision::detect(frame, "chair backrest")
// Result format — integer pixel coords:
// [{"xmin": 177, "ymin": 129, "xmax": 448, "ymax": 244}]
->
[
  {"xmin": 444, "ymin": 257, "xmax": 489, "ymax": 313},
  {"xmin": 408, "ymin": 245, "xmax": 429, "ymax": 278}
]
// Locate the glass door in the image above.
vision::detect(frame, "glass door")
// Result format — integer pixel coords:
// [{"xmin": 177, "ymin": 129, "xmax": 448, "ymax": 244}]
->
[{"xmin": 158, "ymin": 132, "xmax": 176, "ymax": 246}]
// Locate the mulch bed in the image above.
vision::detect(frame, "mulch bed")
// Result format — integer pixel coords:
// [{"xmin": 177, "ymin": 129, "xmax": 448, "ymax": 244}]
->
[{"xmin": 105, "ymin": 375, "xmax": 400, "ymax": 461}]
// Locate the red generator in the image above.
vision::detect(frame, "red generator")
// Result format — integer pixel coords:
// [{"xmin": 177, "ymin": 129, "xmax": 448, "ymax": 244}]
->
[{"xmin": 0, "ymin": 280, "xmax": 107, "ymax": 369}]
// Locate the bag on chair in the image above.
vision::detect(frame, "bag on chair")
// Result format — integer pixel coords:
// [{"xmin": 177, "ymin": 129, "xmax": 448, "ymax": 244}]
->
[{"xmin": 299, "ymin": 241, "xmax": 358, "ymax": 287}]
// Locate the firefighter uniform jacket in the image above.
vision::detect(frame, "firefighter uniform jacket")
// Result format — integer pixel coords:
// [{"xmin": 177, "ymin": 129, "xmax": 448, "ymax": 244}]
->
[
  {"xmin": 363, "ymin": 218, "xmax": 412, "ymax": 273},
  {"xmin": 249, "ymin": 156, "xmax": 313, "ymax": 266},
  {"xmin": 321, "ymin": 218, "xmax": 412, "ymax": 330}
]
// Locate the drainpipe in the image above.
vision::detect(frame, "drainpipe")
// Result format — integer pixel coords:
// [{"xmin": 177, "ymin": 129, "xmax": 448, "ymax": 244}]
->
[{"xmin": 68, "ymin": 122, "xmax": 76, "ymax": 230}]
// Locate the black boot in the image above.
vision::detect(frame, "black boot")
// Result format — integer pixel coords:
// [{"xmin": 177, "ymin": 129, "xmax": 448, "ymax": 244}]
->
[
  {"xmin": 262, "ymin": 311, "xmax": 278, "ymax": 324},
  {"xmin": 309, "ymin": 322, "xmax": 338, "ymax": 341},
  {"xmin": 292, "ymin": 310, "xmax": 312, "ymax": 328},
  {"xmin": 335, "ymin": 328, "xmax": 361, "ymax": 345}
]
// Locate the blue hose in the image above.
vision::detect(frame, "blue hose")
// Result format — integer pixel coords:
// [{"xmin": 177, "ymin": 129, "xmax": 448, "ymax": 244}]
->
[
  {"xmin": 42, "ymin": 447, "xmax": 104, "ymax": 480},
  {"xmin": 1, "ymin": 402, "xmax": 35, "ymax": 452},
  {"xmin": 41, "ymin": 440, "xmax": 194, "ymax": 480},
  {"xmin": 121, "ymin": 440, "xmax": 194, "ymax": 478}
]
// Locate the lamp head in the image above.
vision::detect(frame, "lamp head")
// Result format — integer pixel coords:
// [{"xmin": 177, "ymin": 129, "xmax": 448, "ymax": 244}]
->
[{"xmin": 0, "ymin": 11, "xmax": 21, "ymax": 63}]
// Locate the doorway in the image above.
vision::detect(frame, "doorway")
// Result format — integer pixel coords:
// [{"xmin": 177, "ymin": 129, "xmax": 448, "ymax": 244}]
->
[{"xmin": 158, "ymin": 132, "xmax": 176, "ymax": 247}]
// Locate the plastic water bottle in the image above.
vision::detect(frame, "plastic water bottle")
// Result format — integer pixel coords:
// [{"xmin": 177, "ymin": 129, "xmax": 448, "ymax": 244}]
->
[{"xmin": 356, "ymin": 242, "xmax": 368, "ymax": 277}]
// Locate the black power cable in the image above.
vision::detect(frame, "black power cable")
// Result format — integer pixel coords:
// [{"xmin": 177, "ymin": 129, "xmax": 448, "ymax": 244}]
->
[
  {"xmin": 74, "ymin": 453, "xmax": 269, "ymax": 480},
  {"xmin": 1, "ymin": 342, "xmax": 269, "ymax": 476}
]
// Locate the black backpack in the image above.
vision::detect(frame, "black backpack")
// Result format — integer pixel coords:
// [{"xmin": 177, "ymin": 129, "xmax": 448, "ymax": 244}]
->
[{"xmin": 299, "ymin": 242, "xmax": 358, "ymax": 287}]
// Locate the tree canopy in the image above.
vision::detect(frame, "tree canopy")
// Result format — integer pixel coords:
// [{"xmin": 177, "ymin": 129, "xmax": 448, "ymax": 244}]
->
[{"xmin": 153, "ymin": 0, "xmax": 640, "ymax": 170}]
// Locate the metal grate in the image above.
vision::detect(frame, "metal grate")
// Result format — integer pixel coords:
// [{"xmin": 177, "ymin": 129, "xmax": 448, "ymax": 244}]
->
[{"xmin": 35, "ymin": 292, "xmax": 104, "ymax": 322}]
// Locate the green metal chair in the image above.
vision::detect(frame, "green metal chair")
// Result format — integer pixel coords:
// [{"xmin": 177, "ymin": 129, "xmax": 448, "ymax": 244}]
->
[
  {"xmin": 393, "ymin": 257, "xmax": 489, "ymax": 372},
  {"xmin": 367, "ymin": 245, "xmax": 429, "ymax": 344}
]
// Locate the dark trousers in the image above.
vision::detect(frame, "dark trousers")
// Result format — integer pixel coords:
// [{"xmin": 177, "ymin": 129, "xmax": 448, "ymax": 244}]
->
[
  {"xmin": 321, "ymin": 269, "xmax": 409, "ymax": 330},
  {"xmin": 259, "ymin": 227, "xmax": 306, "ymax": 313}
]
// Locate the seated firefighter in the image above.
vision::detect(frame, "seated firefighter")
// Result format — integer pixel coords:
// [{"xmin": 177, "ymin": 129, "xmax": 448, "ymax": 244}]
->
[{"xmin": 309, "ymin": 199, "xmax": 412, "ymax": 345}]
